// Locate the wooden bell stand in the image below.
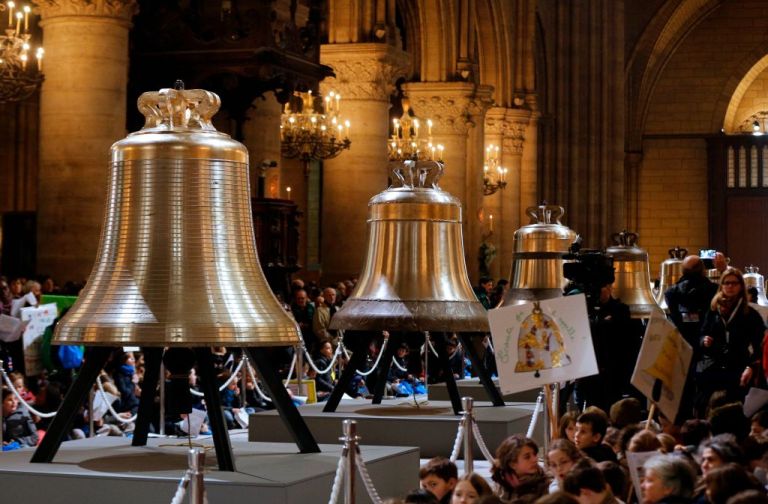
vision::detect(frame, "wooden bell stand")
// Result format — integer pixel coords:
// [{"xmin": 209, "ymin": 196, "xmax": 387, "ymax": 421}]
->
[{"xmin": 31, "ymin": 346, "xmax": 319, "ymax": 472}]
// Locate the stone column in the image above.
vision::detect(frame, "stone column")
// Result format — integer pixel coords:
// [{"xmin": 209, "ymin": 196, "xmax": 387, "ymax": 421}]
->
[
  {"xmin": 242, "ymin": 93, "xmax": 284, "ymax": 198},
  {"xmin": 36, "ymin": 0, "xmax": 138, "ymax": 282},
  {"xmin": 319, "ymin": 43, "xmax": 409, "ymax": 282},
  {"xmin": 403, "ymin": 82, "xmax": 493, "ymax": 285}
]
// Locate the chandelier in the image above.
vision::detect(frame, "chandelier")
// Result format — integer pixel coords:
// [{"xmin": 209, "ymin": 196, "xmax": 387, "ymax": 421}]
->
[
  {"xmin": 0, "ymin": 1, "xmax": 43, "ymax": 103},
  {"xmin": 387, "ymin": 98, "xmax": 444, "ymax": 162},
  {"xmin": 740, "ymin": 111, "xmax": 768, "ymax": 135},
  {"xmin": 482, "ymin": 144, "xmax": 507, "ymax": 196},
  {"xmin": 280, "ymin": 90, "xmax": 351, "ymax": 162}
]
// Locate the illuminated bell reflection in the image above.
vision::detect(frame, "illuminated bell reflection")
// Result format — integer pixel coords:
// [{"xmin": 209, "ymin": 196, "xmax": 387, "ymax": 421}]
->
[
  {"xmin": 515, "ymin": 302, "xmax": 571, "ymax": 377},
  {"xmin": 54, "ymin": 86, "xmax": 300, "ymax": 347},
  {"xmin": 606, "ymin": 230, "xmax": 663, "ymax": 319},
  {"xmin": 655, "ymin": 247, "xmax": 688, "ymax": 312}
]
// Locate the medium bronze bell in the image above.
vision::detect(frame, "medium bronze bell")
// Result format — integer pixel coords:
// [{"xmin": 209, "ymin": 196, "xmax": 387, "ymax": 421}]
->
[
  {"xmin": 606, "ymin": 230, "xmax": 662, "ymax": 319},
  {"xmin": 655, "ymin": 247, "xmax": 688, "ymax": 311},
  {"xmin": 329, "ymin": 160, "xmax": 488, "ymax": 332},
  {"xmin": 54, "ymin": 86, "xmax": 300, "ymax": 347},
  {"xmin": 744, "ymin": 266, "xmax": 768, "ymax": 306},
  {"xmin": 501, "ymin": 204, "xmax": 577, "ymax": 306}
]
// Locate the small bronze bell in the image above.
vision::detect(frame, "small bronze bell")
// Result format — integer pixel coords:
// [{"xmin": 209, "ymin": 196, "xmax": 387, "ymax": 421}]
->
[
  {"xmin": 606, "ymin": 230, "xmax": 663, "ymax": 319},
  {"xmin": 744, "ymin": 266, "xmax": 768, "ymax": 306},
  {"xmin": 656, "ymin": 247, "xmax": 688, "ymax": 311},
  {"xmin": 54, "ymin": 86, "xmax": 300, "ymax": 347},
  {"xmin": 501, "ymin": 204, "xmax": 577, "ymax": 306},
  {"xmin": 329, "ymin": 160, "xmax": 488, "ymax": 333}
]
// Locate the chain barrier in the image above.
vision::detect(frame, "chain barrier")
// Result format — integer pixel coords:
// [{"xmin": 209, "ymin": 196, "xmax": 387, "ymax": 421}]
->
[
  {"xmin": 0, "ymin": 365, "xmax": 57, "ymax": 418},
  {"xmin": 526, "ymin": 391, "xmax": 544, "ymax": 439},
  {"xmin": 189, "ymin": 358, "xmax": 246, "ymax": 397}
]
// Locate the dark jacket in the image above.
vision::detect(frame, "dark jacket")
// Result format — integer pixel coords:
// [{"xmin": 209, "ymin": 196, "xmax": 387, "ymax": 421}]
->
[
  {"xmin": 498, "ymin": 468, "xmax": 550, "ymax": 504},
  {"xmin": 581, "ymin": 443, "xmax": 618, "ymax": 463},
  {"xmin": 697, "ymin": 303, "xmax": 765, "ymax": 374},
  {"xmin": 665, "ymin": 274, "xmax": 718, "ymax": 347},
  {"xmin": 3, "ymin": 408, "xmax": 39, "ymax": 447},
  {"xmin": 113, "ymin": 366, "xmax": 139, "ymax": 414},
  {"xmin": 314, "ymin": 355, "xmax": 335, "ymax": 393}
]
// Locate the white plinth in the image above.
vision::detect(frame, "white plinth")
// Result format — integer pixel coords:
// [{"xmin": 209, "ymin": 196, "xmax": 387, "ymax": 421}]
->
[
  {"xmin": 0, "ymin": 432, "xmax": 418, "ymax": 503},
  {"xmin": 249, "ymin": 399, "xmax": 543, "ymax": 458}
]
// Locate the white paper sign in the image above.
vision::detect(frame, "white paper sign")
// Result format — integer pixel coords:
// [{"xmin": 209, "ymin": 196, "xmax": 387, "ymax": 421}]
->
[
  {"xmin": 234, "ymin": 409, "xmax": 250, "ymax": 428},
  {"xmin": 20, "ymin": 303, "xmax": 58, "ymax": 376},
  {"xmin": 178, "ymin": 408, "xmax": 207, "ymax": 437},
  {"xmin": 0, "ymin": 315, "xmax": 24, "ymax": 343},
  {"xmin": 489, "ymin": 294, "xmax": 597, "ymax": 394},
  {"xmin": 92, "ymin": 391, "xmax": 119, "ymax": 422},
  {"xmin": 631, "ymin": 313, "xmax": 693, "ymax": 421},
  {"xmin": 627, "ymin": 450, "xmax": 658, "ymax": 503}
]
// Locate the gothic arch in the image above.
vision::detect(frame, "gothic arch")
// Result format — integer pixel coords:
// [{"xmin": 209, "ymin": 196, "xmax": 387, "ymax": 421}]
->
[{"xmin": 720, "ymin": 51, "xmax": 768, "ymax": 133}]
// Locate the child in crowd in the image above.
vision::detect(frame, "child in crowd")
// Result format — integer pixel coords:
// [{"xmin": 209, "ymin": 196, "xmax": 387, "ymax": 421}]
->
[
  {"xmin": 490, "ymin": 434, "xmax": 549, "ymax": 502},
  {"xmin": 9, "ymin": 371, "xmax": 35, "ymax": 405},
  {"xmin": 2, "ymin": 388, "xmax": 39, "ymax": 450},
  {"xmin": 451, "ymin": 473, "xmax": 492, "ymax": 504},
  {"xmin": 419, "ymin": 457, "xmax": 458, "ymax": 504},
  {"xmin": 547, "ymin": 438, "xmax": 583, "ymax": 492},
  {"xmin": 559, "ymin": 411, "xmax": 579, "ymax": 444},
  {"xmin": 575, "ymin": 411, "xmax": 617, "ymax": 462},
  {"xmin": 563, "ymin": 459, "xmax": 620, "ymax": 504}
]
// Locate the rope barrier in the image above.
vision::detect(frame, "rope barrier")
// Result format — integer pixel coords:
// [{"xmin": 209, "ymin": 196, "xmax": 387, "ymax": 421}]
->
[
  {"xmin": 426, "ymin": 338, "xmax": 440, "ymax": 358},
  {"xmin": 0, "ymin": 368, "xmax": 57, "ymax": 418},
  {"xmin": 245, "ymin": 361, "xmax": 273, "ymax": 403},
  {"xmin": 449, "ymin": 423, "xmax": 465, "ymax": 463},
  {"xmin": 303, "ymin": 345, "xmax": 342, "ymax": 375},
  {"xmin": 95, "ymin": 375, "xmax": 137, "ymax": 424},
  {"xmin": 189, "ymin": 358, "xmax": 246, "ymax": 397},
  {"xmin": 526, "ymin": 391, "xmax": 544, "ymax": 439},
  {"xmin": 351, "ymin": 337, "xmax": 389, "ymax": 377},
  {"xmin": 391, "ymin": 356, "xmax": 407, "ymax": 372},
  {"xmin": 356, "ymin": 446, "xmax": 383, "ymax": 504},
  {"xmin": 284, "ymin": 351, "xmax": 297, "ymax": 384},
  {"xmin": 327, "ymin": 451, "xmax": 347, "ymax": 504},
  {"xmin": 471, "ymin": 421, "xmax": 495, "ymax": 464},
  {"xmin": 169, "ymin": 469, "xmax": 192, "ymax": 504}
]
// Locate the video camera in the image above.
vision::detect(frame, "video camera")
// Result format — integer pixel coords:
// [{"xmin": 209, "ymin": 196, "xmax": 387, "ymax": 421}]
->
[{"xmin": 562, "ymin": 241, "xmax": 615, "ymax": 314}]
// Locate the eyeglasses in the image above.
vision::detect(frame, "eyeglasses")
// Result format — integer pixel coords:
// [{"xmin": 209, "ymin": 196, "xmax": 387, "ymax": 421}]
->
[{"xmin": 722, "ymin": 281, "xmax": 740, "ymax": 286}]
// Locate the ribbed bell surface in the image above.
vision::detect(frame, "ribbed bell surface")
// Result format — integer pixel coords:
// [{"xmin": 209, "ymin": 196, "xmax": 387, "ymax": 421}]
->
[
  {"xmin": 656, "ymin": 246, "xmax": 687, "ymax": 311},
  {"xmin": 606, "ymin": 230, "xmax": 662, "ymax": 319},
  {"xmin": 54, "ymin": 86, "xmax": 300, "ymax": 347},
  {"xmin": 501, "ymin": 204, "xmax": 577, "ymax": 306},
  {"xmin": 329, "ymin": 160, "xmax": 488, "ymax": 333}
]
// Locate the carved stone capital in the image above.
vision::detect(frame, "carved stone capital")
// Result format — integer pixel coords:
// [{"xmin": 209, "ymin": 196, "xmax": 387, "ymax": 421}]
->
[
  {"xmin": 35, "ymin": 0, "xmax": 139, "ymax": 22},
  {"xmin": 320, "ymin": 43, "xmax": 411, "ymax": 101},
  {"xmin": 403, "ymin": 82, "xmax": 493, "ymax": 136},
  {"xmin": 485, "ymin": 107, "xmax": 509, "ymax": 136}
]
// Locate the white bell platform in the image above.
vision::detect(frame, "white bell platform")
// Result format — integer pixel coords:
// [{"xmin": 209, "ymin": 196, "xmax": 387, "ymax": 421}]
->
[
  {"xmin": 249, "ymin": 399, "xmax": 543, "ymax": 458},
  {"xmin": 427, "ymin": 379, "xmax": 541, "ymax": 403},
  {"xmin": 0, "ymin": 431, "xmax": 418, "ymax": 504}
]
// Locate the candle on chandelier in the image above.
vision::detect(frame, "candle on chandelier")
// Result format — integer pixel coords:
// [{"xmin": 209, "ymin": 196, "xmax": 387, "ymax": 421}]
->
[
  {"xmin": 7, "ymin": 1, "xmax": 14, "ymax": 26},
  {"xmin": 413, "ymin": 119, "xmax": 420, "ymax": 138},
  {"xmin": 36, "ymin": 47, "xmax": 42, "ymax": 71},
  {"xmin": 23, "ymin": 4, "xmax": 29, "ymax": 31},
  {"xmin": 393, "ymin": 119, "xmax": 400, "ymax": 138},
  {"xmin": 15, "ymin": 10, "xmax": 21, "ymax": 35},
  {"xmin": 335, "ymin": 93, "xmax": 340, "ymax": 112},
  {"xmin": 489, "ymin": 214, "xmax": 494, "ymax": 231},
  {"xmin": 286, "ymin": 186, "xmax": 292, "ymax": 198},
  {"xmin": 344, "ymin": 120, "xmax": 350, "ymax": 138},
  {"xmin": 427, "ymin": 119, "xmax": 433, "ymax": 137},
  {"xmin": 437, "ymin": 144, "xmax": 444, "ymax": 161}
]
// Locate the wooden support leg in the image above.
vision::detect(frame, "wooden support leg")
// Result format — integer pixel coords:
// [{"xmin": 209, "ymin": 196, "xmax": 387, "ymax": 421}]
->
[
  {"xmin": 460, "ymin": 333, "xmax": 505, "ymax": 406},
  {"xmin": 372, "ymin": 333, "xmax": 399, "ymax": 404},
  {"xmin": 323, "ymin": 333, "xmax": 371, "ymax": 413},
  {"xmin": 432, "ymin": 333, "xmax": 462, "ymax": 415},
  {"xmin": 247, "ymin": 348, "xmax": 320, "ymax": 453},
  {"xmin": 31, "ymin": 347, "xmax": 114, "ymax": 463},
  {"xmin": 196, "ymin": 348, "xmax": 236, "ymax": 472},
  {"xmin": 132, "ymin": 347, "xmax": 164, "ymax": 446}
]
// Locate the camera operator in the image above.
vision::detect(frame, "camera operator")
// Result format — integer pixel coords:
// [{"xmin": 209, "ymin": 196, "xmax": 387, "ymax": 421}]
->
[{"xmin": 563, "ymin": 250, "xmax": 633, "ymax": 412}]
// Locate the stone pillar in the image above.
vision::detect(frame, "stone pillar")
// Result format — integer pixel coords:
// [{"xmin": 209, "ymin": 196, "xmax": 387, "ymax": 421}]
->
[
  {"xmin": 624, "ymin": 151, "xmax": 643, "ymax": 232},
  {"xmin": 36, "ymin": 0, "xmax": 138, "ymax": 282},
  {"xmin": 318, "ymin": 43, "xmax": 409, "ymax": 282},
  {"xmin": 242, "ymin": 93, "xmax": 284, "ymax": 198},
  {"xmin": 403, "ymin": 82, "xmax": 493, "ymax": 285}
]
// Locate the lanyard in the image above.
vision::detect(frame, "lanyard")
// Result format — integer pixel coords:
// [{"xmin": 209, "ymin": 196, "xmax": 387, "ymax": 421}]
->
[{"xmin": 719, "ymin": 298, "xmax": 742, "ymax": 344}]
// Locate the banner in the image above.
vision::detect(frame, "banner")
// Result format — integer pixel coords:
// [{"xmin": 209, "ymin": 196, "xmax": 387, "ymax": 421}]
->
[
  {"xmin": 489, "ymin": 294, "xmax": 597, "ymax": 394},
  {"xmin": 21, "ymin": 303, "xmax": 58, "ymax": 376},
  {"xmin": 631, "ymin": 313, "xmax": 693, "ymax": 421}
]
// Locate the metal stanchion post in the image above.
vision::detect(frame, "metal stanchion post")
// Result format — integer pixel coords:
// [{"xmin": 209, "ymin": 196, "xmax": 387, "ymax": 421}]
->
[
  {"xmin": 342, "ymin": 419, "xmax": 359, "ymax": 504},
  {"xmin": 88, "ymin": 387, "xmax": 95, "ymax": 438},
  {"xmin": 188, "ymin": 447, "xmax": 206, "ymax": 504},
  {"xmin": 542, "ymin": 384, "xmax": 551, "ymax": 455},
  {"xmin": 240, "ymin": 355, "xmax": 248, "ymax": 405},
  {"xmin": 0, "ymin": 360, "xmax": 4, "ymax": 448},
  {"xmin": 423, "ymin": 332, "xmax": 429, "ymax": 397},
  {"xmin": 461, "ymin": 397, "xmax": 474, "ymax": 474},
  {"xmin": 159, "ymin": 361, "xmax": 166, "ymax": 436},
  {"xmin": 296, "ymin": 345, "xmax": 304, "ymax": 396}
]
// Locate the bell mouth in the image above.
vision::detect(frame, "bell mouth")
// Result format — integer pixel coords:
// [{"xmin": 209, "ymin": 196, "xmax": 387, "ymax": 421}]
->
[{"xmin": 329, "ymin": 299, "xmax": 489, "ymax": 333}]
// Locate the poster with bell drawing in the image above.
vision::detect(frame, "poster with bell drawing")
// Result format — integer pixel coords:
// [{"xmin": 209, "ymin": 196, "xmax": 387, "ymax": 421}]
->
[
  {"xmin": 630, "ymin": 313, "xmax": 692, "ymax": 422},
  {"xmin": 489, "ymin": 294, "xmax": 597, "ymax": 395}
]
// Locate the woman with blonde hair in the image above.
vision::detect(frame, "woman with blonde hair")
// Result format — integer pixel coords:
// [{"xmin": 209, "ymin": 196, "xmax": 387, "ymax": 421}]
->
[{"xmin": 696, "ymin": 268, "xmax": 766, "ymax": 415}]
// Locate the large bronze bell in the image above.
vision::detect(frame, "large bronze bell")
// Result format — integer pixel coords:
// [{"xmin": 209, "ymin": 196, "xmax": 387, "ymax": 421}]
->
[
  {"xmin": 606, "ymin": 230, "xmax": 662, "ymax": 319},
  {"xmin": 329, "ymin": 160, "xmax": 488, "ymax": 333},
  {"xmin": 655, "ymin": 246, "xmax": 688, "ymax": 311},
  {"xmin": 501, "ymin": 204, "xmax": 577, "ymax": 306},
  {"xmin": 54, "ymin": 86, "xmax": 300, "ymax": 347},
  {"xmin": 744, "ymin": 266, "xmax": 768, "ymax": 306}
]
